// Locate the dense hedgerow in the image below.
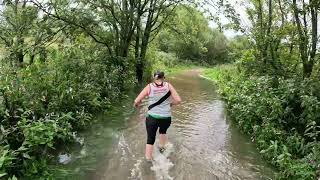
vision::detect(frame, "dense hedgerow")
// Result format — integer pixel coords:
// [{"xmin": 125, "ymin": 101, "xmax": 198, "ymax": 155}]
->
[
  {"xmin": 0, "ymin": 45, "xmax": 135, "ymax": 179},
  {"xmin": 204, "ymin": 65, "xmax": 320, "ymax": 179}
]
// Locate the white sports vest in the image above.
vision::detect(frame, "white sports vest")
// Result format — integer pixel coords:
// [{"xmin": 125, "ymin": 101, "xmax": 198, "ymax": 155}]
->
[{"xmin": 148, "ymin": 82, "xmax": 171, "ymax": 118}]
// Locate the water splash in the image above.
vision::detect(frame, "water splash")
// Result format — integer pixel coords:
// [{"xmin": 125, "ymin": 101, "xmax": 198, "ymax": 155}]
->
[
  {"xmin": 130, "ymin": 159, "xmax": 142, "ymax": 179},
  {"xmin": 79, "ymin": 146, "xmax": 87, "ymax": 157},
  {"xmin": 117, "ymin": 133, "xmax": 131, "ymax": 163},
  {"xmin": 151, "ymin": 142, "xmax": 174, "ymax": 180},
  {"xmin": 58, "ymin": 154, "xmax": 72, "ymax": 165},
  {"xmin": 71, "ymin": 132, "xmax": 84, "ymax": 145}
]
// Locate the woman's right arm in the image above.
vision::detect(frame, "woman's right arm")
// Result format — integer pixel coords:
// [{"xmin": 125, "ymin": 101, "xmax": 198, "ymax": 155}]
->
[{"xmin": 133, "ymin": 85, "xmax": 150, "ymax": 108}]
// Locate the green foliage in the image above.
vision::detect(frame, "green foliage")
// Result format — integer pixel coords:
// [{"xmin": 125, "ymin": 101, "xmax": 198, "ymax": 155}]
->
[
  {"xmin": 0, "ymin": 1, "xmax": 61, "ymax": 65},
  {"xmin": 146, "ymin": 49, "xmax": 202, "ymax": 79},
  {"xmin": 0, "ymin": 147, "xmax": 15, "ymax": 178},
  {"xmin": 228, "ymin": 35, "xmax": 252, "ymax": 62},
  {"xmin": 168, "ymin": 6, "xmax": 210, "ymax": 60},
  {"xmin": 204, "ymin": 65, "xmax": 320, "ymax": 179},
  {"xmin": 0, "ymin": 35, "xmax": 134, "ymax": 178},
  {"xmin": 244, "ymin": 0, "xmax": 319, "ymax": 78},
  {"xmin": 148, "ymin": 51, "xmax": 179, "ymax": 72},
  {"xmin": 203, "ymin": 64, "xmax": 235, "ymax": 82},
  {"xmin": 203, "ymin": 30, "xmax": 229, "ymax": 64},
  {"xmin": 19, "ymin": 115, "xmax": 73, "ymax": 149},
  {"xmin": 155, "ymin": 5, "xmax": 229, "ymax": 65},
  {"xmin": 201, "ymin": 0, "xmax": 320, "ymax": 178}
]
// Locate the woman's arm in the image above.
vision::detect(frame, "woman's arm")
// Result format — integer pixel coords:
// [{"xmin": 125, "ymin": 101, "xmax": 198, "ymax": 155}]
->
[
  {"xmin": 168, "ymin": 83, "xmax": 181, "ymax": 105},
  {"xmin": 133, "ymin": 85, "xmax": 150, "ymax": 108}
]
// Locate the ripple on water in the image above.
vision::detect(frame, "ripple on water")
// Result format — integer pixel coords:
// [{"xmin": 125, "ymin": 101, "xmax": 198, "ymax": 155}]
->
[{"xmin": 59, "ymin": 71, "xmax": 276, "ymax": 180}]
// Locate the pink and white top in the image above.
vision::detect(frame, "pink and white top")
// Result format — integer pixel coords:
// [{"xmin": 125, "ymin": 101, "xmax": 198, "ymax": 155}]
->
[{"xmin": 147, "ymin": 82, "xmax": 171, "ymax": 118}]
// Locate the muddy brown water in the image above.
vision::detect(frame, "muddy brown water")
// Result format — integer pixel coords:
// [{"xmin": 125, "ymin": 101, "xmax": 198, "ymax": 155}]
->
[{"xmin": 56, "ymin": 70, "xmax": 276, "ymax": 180}]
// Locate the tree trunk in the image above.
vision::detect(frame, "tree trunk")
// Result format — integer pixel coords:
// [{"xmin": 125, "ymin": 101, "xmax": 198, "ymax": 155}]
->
[
  {"xmin": 257, "ymin": 0, "xmax": 266, "ymax": 66},
  {"xmin": 293, "ymin": 0, "xmax": 309, "ymax": 78},
  {"xmin": 136, "ymin": 0, "xmax": 155, "ymax": 83},
  {"xmin": 136, "ymin": 61, "xmax": 144, "ymax": 83},
  {"xmin": 16, "ymin": 36, "xmax": 24, "ymax": 66},
  {"xmin": 307, "ymin": 0, "xmax": 318, "ymax": 77},
  {"xmin": 135, "ymin": 14, "xmax": 142, "ymax": 83}
]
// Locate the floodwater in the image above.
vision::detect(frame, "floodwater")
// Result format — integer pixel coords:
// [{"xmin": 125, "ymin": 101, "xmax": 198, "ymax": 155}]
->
[{"xmin": 56, "ymin": 70, "xmax": 275, "ymax": 180}]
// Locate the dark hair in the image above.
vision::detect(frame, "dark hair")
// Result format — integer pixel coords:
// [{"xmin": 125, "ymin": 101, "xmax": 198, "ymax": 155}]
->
[{"xmin": 154, "ymin": 70, "xmax": 165, "ymax": 79}]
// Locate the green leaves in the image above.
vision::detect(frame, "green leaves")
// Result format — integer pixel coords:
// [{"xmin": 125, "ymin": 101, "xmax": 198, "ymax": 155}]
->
[
  {"xmin": 0, "ymin": 173, "xmax": 7, "ymax": 178},
  {"xmin": 155, "ymin": 5, "xmax": 229, "ymax": 65},
  {"xmin": 0, "ymin": 35, "xmax": 135, "ymax": 177},
  {"xmin": 0, "ymin": 147, "xmax": 15, "ymax": 179},
  {"xmin": 204, "ymin": 65, "xmax": 320, "ymax": 179},
  {"xmin": 0, "ymin": 1, "xmax": 63, "ymax": 65},
  {"xmin": 8, "ymin": 175, "xmax": 18, "ymax": 180},
  {"xmin": 0, "ymin": 150, "xmax": 8, "ymax": 168}
]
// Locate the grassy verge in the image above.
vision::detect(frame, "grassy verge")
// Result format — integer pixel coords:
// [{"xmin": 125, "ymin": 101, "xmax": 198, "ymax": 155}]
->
[
  {"xmin": 165, "ymin": 64, "xmax": 201, "ymax": 75},
  {"xmin": 202, "ymin": 64, "xmax": 236, "ymax": 82},
  {"xmin": 202, "ymin": 64, "xmax": 320, "ymax": 179},
  {"xmin": 148, "ymin": 51, "xmax": 202, "ymax": 77}
]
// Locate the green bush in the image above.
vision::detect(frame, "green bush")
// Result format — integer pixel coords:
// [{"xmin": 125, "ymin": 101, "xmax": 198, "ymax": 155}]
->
[
  {"xmin": 154, "ymin": 5, "xmax": 230, "ymax": 65},
  {"xmin": 0, "ymin": 43, "xmax": 134, "ymax": 178},
  {"xmin": 149, "ymin": 51, "xmax": 179, "ymax": 71},
  {"xmin": 0, "ymin": 146, "xmax": 15, "ymax": 178},
  {"xmin": 203, "ymin": 65, "xmax": 320, "ymax": 179}
]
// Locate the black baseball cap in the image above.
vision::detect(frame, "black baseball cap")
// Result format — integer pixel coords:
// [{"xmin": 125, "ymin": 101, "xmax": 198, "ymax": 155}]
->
[{"xmin": 154, "ymin": 70, "xmax": 165, "ymax": 79}]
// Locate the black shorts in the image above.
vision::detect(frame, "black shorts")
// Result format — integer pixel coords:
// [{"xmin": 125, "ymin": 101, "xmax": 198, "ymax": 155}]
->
[{"xmin": 146, "ymin": 116, "xmax": 171, "ymax": 145}]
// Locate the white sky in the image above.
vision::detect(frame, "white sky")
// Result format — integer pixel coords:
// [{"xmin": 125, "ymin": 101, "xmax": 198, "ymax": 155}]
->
[
  {"xmin": 205, "ymin": 0, "xmax": 320, "ymax": 39},
  {"xmin": 203, "ymin": 0, "xmax": 251, "ymax": 38}
]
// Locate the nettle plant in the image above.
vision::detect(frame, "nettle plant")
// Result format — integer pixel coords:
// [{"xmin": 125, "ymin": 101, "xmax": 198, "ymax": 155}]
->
[{"xmin": 214, "ymin": 66, "xmax": 320, "ymax": 179}]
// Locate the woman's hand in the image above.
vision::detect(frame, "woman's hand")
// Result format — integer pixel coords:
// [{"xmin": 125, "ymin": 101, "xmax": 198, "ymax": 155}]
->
[
  {"xmin": 134, "ymin": 85, "xmax": 149, "ymax": 108},
  {"xmin": 133, "ymin": 100, "xmax": 141, "ymax": 108}
]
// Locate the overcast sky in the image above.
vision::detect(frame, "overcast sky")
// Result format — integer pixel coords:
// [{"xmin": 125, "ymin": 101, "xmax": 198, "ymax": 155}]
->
[{"xmin": 203, "ymin": 0, "xmax": 250, "ymax": 38}]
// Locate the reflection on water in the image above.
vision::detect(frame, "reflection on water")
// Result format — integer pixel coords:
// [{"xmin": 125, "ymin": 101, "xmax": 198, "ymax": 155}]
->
[{"xmin": 57, "ymin": 70, "xmax": 275, "ymax": 180}]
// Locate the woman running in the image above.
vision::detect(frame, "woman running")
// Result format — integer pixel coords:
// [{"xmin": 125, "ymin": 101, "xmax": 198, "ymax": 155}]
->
[{"xmin": 133, "ymin": 70, "xmax": 181, "ymax": 161}]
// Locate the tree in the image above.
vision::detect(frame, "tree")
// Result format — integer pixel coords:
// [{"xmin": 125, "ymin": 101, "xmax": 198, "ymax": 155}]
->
[
  {"xmin": 157, "ymin": 5, "xmax": 210, "ymax": 60},
  {"xmin": 0, "ymin": 0, "xmax": 63, "ymax": 66},
  {"xmin": 204, "ymin": 29, "xmax": 229, "ymax": 64},
  {"xmin": 134, "ymin": 0, "xmax": 181, "ymax": 82},
  {"xmin": 244, "ymin": 0, "xmax": 319, "ymax": 78},
  {"xmin": 228, "ymin": 35, "xmax": 252, "ymax": 62},
  {"xmin": 292, "ymin": 0, "xmax": 318, "ymax": 78},
  {"xmin": 155, "ymin": 5, "xmax": 229, "ymax": 65},
  {"xmin": 32, "ymin": 0, "xmax": 181, "ymax": 83}
]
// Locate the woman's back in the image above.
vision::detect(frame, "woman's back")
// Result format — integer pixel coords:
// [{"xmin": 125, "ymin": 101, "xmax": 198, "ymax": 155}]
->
[{"xmin": 148, "ymin": 82, "xmax": 171, "ymax": 118}]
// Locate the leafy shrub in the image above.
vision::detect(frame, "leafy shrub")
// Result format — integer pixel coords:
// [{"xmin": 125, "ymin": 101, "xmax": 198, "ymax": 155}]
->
[
  {"xmin": 0, "ymin": 146, "xmax": 15, "ymax": 178},
  {"xmin": 155, "ymin": 5, "xmax": 230, "ymax": 65},
  {"xmin": 0, "ymin": 43, "xmax": 134, "ymax": 178},
  {"xmin": 204, "ymin": 65, "xmax": 320, "ymax": 179},
  {"xmin": 149, "ymin": 51, "xmax": 179, "ymax": 71}
]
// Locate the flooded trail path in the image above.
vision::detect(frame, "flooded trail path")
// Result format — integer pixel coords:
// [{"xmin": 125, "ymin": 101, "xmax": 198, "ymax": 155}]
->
[{"xmin": 58, "ymin": 70, "xmax": 275, "ymax": 180}]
